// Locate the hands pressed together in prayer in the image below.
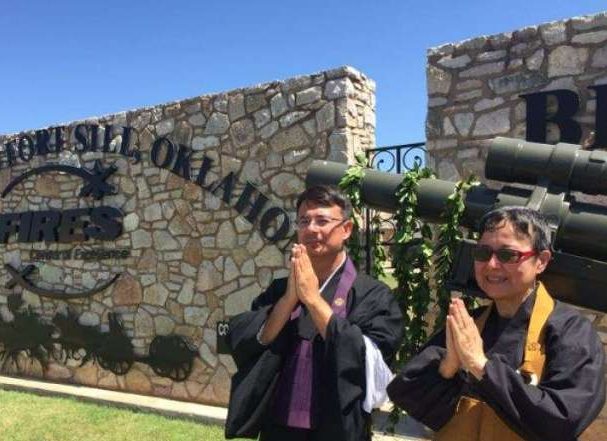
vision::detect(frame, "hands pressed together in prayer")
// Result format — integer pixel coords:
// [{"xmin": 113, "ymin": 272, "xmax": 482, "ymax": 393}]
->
[
  {"xmin": 289, "ymin": 244, "xmax": 321, "ymax": 306},
  {"xmin": 288, "ymin": 243, "xmax": 335, "ymax": 339},
  {"xmin": 439, "ymin": 297, "xmax": 488, "ymax": 381},
  {"xmin": 259, "ymin": 243, "xmax": 334, "ymax": 344}
]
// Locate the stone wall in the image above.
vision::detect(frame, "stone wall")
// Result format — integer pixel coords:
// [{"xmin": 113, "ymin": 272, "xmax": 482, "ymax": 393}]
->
[
  {"xmin": 426, "ymin": 11, "xmax": 607, "ymax": 180},
  {"xmin": 426, "ymin": 11, "xmax": 607, "ymax": 435},
  {"xmin": 0, "ymin": 66, "xmax": 375, "ymax": 406}
]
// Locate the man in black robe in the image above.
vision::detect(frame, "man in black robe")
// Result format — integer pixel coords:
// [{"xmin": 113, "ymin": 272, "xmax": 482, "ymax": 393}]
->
[
  {"xmin": 387, "ymin": 207, "xmax": 606, "ymax": 441},
  {"xmin": 225, "ymin": 185, "xmax": 403, "ymax": 441}
]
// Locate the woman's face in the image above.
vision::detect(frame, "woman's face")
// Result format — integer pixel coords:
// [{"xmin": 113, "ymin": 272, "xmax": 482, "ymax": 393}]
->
[{"xmin": 474, "ymin": 220, "xmax": 550, "ymax": 304}]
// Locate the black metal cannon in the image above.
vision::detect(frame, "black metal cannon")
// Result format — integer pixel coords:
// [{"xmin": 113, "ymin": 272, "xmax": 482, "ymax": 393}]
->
[{"xmin": 306, "ymin": 137, "xmax": 607, "ymax": 313}]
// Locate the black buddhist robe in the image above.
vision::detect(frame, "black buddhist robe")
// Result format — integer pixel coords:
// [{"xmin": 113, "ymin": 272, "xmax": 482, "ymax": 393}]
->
[
  {"xmin": 225, "ymin": 273, "xmax": 403, "ymax": 441},
  {"xmin": 387, "ymin": 292, "xmax": 606, "ymax": 441}
]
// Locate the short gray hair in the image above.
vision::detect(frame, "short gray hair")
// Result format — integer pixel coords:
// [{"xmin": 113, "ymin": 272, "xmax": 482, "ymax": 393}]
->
[{"xmin": 478, "ymin": 206, "xmax": 552, "ymax": 251}]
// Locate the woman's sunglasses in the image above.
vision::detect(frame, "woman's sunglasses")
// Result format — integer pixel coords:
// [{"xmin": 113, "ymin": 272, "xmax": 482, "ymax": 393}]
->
[{"xmin": 472, "ymin": 245, "xmax": 538, "ymax": 264}]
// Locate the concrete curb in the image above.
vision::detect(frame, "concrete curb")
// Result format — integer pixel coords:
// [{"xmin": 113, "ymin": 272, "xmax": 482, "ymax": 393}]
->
[
  {"xmin": 0, "ymin": 375, "xmax": 430, "ymax": 440},
  {"xmin": 0, "ymin": 375, "xmax": 226, "ymax": 426}
]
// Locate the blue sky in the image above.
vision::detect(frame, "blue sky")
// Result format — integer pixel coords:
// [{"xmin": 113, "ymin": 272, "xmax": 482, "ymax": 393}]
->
[{"xmin": 1, "ymin": 1, "xmax": 604, "ymax": 146}]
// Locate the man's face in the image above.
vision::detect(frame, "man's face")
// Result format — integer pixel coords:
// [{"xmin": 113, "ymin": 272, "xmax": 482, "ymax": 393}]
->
[
  {"xmin": 474, "ymin": 221, "xmax": 550, "ymax": 303},
  {"xmin": 296, "ymin": 201, "xmax": 353, "ymax": 258}
]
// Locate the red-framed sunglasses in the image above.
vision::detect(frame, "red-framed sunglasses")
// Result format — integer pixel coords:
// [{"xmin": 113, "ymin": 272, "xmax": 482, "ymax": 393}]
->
[{"xmin": 472, "ymin": 245, "xmax": 538, "ymax": 264}]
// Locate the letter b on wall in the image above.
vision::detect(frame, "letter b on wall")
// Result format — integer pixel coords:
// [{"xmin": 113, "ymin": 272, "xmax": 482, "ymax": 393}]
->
[
  {"xmin": 520, "ymin": 90, "xmax": 581, "ymax": 144},
  {"xmin": 520, "ymin": 85, "xmax": 607, "ymax": 148}
]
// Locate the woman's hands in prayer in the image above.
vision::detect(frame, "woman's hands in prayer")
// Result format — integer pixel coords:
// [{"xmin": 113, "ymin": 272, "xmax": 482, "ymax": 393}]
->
[
  {"xmin": 439, "ymin": 312, "xmax": 462, "ymax": 379},
  {"xmin": 446, "ymin": 298, "xmax": 488, "ymax": 380}
]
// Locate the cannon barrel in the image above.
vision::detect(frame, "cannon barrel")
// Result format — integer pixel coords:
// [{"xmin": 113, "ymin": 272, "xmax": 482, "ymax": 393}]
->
[
  {"xmin": 486, "ymin": 137, "xmax": 607, "ymax": 195},
  {"xmin": 306, "ymin": 138, "xmax": 607, "ymax": 312},
  {"xmin": 306, "ymin": 159, "xmax": 607, "ymax": 262}
]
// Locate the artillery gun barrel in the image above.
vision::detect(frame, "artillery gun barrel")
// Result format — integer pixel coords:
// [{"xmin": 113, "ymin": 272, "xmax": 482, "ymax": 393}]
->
[
  {"xmin": 307, "ymin": 137, "xmax": 607, "ymax": 312},
  {"xmin": 486, "ymin": 137, "xmax": 607, "ymax": 195},
  {"xmin": 306, "ymin": 160, "xmax": 607, "ymax": 262}
]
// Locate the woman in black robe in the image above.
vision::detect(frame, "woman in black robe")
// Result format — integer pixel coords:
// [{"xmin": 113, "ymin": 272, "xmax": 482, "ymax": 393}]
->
[{"xmin": 387, "ymin": 207, "xmax": 606, "ymax": 441}]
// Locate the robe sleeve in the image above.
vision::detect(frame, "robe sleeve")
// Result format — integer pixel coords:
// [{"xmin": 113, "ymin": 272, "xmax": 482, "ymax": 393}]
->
[
  {"xmin": 476, "ymin": 308, "xmax": 606, "ymax": 441},
  {"xmin": 323, "ymin": 278, "xmax": 403, "ymax": 412},
  {"xmin": 386, "ymin": 329, "xmax": 465, "ymax": 431},
  {"xmin": 362, "ymin": 335, "xmax": 394, "ymax": 412},
  {"xmin": 225, "ymin": 279, "xmax": 290, "ymax": 439},
  {"xmin": 227, "ymin": 278, "xmax": 289, "ymax": 368}
]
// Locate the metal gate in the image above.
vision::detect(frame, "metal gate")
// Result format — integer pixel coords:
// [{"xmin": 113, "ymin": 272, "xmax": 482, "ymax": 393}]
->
[{"xmin": 362, "ymin": 142, "xmax": 427, "ymax": 274}]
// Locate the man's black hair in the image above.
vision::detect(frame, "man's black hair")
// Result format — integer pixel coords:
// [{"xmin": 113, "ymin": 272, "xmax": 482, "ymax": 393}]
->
[{"xmin": 296, "ymin": 185, "xmax": 352, "ymax": 219}]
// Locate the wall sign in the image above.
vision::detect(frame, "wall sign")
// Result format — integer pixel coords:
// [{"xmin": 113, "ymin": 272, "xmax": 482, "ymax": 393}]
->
[
  {"xmin": 1, "ymin": 123, "xmax": 293, "ymax": 248},
  {"xmin": 521, "ymin": 84, "xmax": 607, "ymax": 148},
  {"xmin": 0, "ymin": 119, "xmax": 298, "ymax": 376}
]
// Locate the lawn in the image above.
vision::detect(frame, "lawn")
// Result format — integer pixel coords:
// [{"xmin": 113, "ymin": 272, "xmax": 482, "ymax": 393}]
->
[
  {"xmin": 379, "ymin": 271, "xmax": 398, "ymax": 289},
  {"xmin": 0, "ymin": 389, "xmax": 246, "ymax": 441}
]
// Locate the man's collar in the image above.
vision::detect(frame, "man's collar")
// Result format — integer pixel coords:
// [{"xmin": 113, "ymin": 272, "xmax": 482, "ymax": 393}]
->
[{"xmin": 319, "ymin": 253, "xmax": 347, "ymax": 293}]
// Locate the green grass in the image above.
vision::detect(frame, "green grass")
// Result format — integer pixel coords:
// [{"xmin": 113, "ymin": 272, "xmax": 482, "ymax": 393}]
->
[
  {"xmin": 379, "ymin": 271, "xmax": 398, "ymax": 289},
  {"xmin": 0, "ymin": 389, "xmax": 247, "ymax": 441}
]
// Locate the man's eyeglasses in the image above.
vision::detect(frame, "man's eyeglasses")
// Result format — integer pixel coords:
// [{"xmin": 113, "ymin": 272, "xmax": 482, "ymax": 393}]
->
[
  {"xmin": 472, "ymin": 245, "xmax": 538, "ymax": 264},
  {"xmin": 294, "ymin": 216, "xmax": 346, "ymax": 230}
]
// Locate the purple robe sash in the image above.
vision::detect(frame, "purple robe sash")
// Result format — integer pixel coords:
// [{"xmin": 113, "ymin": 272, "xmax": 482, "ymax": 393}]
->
[{"xmin": 272, "ymin": 257, "xmax": 357, "ymax": 429}]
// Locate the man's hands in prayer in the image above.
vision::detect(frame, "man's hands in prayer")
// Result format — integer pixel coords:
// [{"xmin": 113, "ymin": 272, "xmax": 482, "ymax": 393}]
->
[
  {"xmin": 447, "ymin": 298, "xmax": 488, "ymax": 380},
  {"xmin": 291, "ymin": 244, "xmax": 320, "ymax": 306},
  {"xmin": 257, "ymin": 251, "xmax": 299, "ymax": 345},
  {"xmin": 291, "ymin": 244, "xmax": 333, "ymax": 339},
  {"xmin": 284, "ymin": 259, "xmax": 298, "ymax": 304}
]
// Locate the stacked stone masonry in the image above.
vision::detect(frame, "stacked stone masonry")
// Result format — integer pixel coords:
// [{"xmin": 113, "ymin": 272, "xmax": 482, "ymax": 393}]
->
[
  {"xmin": 0, "ymin": 66, "xmax": 375, "ymax": 406},
  {"xmin": 426, "ymin": 11, "xmax": 607, "ymax": 435}
]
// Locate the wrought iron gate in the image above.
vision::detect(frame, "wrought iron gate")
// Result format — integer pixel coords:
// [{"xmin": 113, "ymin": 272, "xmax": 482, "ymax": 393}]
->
[{"xmin": 363, "ymin": 142, "xmax": 427, "ymax": 274}]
